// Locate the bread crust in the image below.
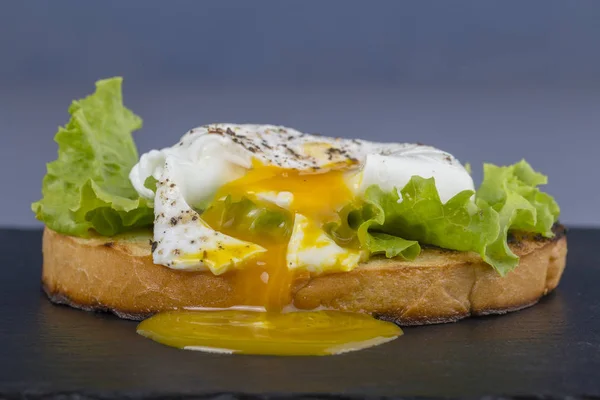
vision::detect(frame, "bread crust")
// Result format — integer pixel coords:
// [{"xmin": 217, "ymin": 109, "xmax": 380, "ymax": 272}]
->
[{"xmin": 42, "ymin": 226, "xmax": 567, "ymax": 325}]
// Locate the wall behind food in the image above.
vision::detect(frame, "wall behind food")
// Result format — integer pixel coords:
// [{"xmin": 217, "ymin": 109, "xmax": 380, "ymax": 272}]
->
[{"xmin": 1, "ymin": 0, "xmax": 598, "ymax": 227}]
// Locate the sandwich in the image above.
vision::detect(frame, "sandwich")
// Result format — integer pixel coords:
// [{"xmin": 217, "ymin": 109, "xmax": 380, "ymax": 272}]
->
[{"xmin": 33, "ymin": 78, "xmax": 567, "ymax": 354}]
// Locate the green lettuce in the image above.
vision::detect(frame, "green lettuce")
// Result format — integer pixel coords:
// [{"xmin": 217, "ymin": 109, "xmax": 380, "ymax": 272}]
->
[
  {"xmin": 326, "ymin": 203, "xmax": 421, "ymax": 260},
  {"xmin": 477, "ymin": 160, "xmax": 559, "ymax": 236},
  {"xmin": 475, "ymin": 160, "xmax": 560, "ymax": 273},
  {"xmin": 32, "ymin": 77, "xmax": 154, "ymax": 237},
  {"xmin": 201, "ymin": 196, "xmax": 294, "ymax": 241},
  {"xmin": 330, "ymin": 160, "xmax": 559, "ymax": 276}
]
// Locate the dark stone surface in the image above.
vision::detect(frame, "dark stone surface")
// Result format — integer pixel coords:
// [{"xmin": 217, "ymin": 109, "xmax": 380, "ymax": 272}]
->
[{"xmin": 0, "ymin": 228, "xmax": 599, "ymax": 398}]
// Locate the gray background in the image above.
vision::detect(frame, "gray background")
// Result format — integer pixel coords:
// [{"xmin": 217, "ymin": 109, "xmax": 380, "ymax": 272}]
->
[{"xmin": 1, "ymin": 0, "xmax": 598, "ymax": 228}]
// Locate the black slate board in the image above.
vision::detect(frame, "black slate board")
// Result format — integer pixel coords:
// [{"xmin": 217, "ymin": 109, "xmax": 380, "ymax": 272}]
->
[{"xmin": 0, "ymin": 228, "xmax": 599, "ymax": 399}]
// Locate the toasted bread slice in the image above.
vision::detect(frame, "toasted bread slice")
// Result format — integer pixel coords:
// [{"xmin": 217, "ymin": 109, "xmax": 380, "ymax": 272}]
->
[{"xmin": 42, "ymin": 225, "xmax": 567, "ymax": 325}]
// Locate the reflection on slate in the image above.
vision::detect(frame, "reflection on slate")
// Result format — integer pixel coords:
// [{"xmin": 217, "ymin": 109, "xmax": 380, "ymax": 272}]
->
[{"xmin": 0, "ymin": 228, "xmax": 599, "ymax": 398}]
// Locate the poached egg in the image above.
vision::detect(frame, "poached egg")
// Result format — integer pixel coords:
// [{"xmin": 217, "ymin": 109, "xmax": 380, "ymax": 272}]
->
[{"xmin": 129, "ymin": 123, "xmax": 473, "ymax": 309}]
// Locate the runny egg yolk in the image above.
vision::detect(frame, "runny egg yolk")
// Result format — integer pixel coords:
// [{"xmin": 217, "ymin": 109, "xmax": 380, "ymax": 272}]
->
[
  {"xmin": 138, "ymin": 163, "xmax": 403, "ymax": 356},
  {"xmin": 216, "ymin": 163, "xmax": 355, "ymax": 221},
  {"xmin": 202, "ymin": 164, "xmax": 356, "ymax": 311}
]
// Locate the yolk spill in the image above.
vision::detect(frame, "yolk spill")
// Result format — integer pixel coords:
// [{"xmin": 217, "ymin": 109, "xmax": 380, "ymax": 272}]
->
[
  {"xmin": 218, "ymin": 163, "xmax": 355, "ymax": 221},
  {"xmin": 137, "ymin": 310, "xmax": 402, "ymax": 356},
  {"xmin": 203, "ymin": 164, "xmax": 356, "ymax": 311},
  {"xmin": 138, "ymin": 164, "xmax": 403, "ymax": 355}
]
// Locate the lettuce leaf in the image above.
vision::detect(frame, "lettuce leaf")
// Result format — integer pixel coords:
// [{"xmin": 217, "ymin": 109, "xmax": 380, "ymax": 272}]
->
[
  {"xmin": 31, "ymin": 77, "xmax": 154, "ymax": 237},
  {"xmin": 475, "ymin": 160, "xmax": 560, "ymax": 273},
  {"xmin": 477, "ymin": 160, "xmax": 559, "ymax": 236},
  {"xmin": 352, "ymin": 179, "xmax": 501, "ymax": 266},
  {"xmin": 327, "ymin": 202, "xmax": 421, "ymax": 260},
  {"xmin": 330, "ymin": 161, "xmax": 559, "ymax": 276},
  {"xmin": 201, "ymin": 196, "xmax": 294, "ymax": 241}
]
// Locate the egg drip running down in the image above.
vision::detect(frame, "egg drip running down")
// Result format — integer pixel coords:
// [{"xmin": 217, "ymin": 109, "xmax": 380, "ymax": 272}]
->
[
  {"xmin": 132, "ymin": 124, "xmax": 474, "ymax": 355},
  {"xmin": 201, "ymin": 163, "xmax": 357, "ymax": 310}
]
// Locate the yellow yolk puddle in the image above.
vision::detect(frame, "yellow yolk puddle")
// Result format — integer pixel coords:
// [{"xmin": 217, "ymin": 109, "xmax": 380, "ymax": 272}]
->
[
  {"xmin": 137, "ymin": 310, "xmax": 402, "ymax": 356},
  {"xmin": 137, "ymin": 164, "xmax": 403, "ymax": 355}
]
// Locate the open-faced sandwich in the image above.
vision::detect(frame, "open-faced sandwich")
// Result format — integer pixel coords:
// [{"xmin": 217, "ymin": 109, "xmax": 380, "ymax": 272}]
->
[{"xmin": 33, "ymin": 78, "xmax": 567, "ymax": 355}]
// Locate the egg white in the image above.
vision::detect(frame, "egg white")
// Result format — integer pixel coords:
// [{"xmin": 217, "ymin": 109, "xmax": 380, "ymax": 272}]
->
[
  {"xmin": 152, "ymin": 157, "xmax": 265, "ymax": 274},
  {"xmin": 286, "ymin": 214, "xmax": 365, "ymax": 274}
]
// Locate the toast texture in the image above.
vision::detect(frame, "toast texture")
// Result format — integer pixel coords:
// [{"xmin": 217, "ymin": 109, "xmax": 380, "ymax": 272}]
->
[{"xmin": 42, "ymin": 225, "xmax": 567, "ymax": 325}]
